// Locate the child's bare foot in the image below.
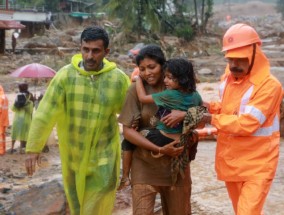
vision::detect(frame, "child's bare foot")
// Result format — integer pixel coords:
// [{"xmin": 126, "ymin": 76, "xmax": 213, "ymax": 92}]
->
[{"xmin": 117, "ymin": 177, "xmax": 131, "ymax": 190}]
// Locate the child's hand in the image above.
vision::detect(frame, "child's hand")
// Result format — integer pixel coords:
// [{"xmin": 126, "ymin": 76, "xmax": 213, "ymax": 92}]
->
[
  {"xmin": 161, "ymin": 110, "xmax": 186, "ymax": 128},
  {"xmin": 131, "ymin": 118, "xmax": 139, "ymax": 131}
]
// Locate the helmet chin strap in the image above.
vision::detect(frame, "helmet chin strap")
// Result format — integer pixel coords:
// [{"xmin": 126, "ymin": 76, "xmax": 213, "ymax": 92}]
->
[{"xmin": 248, "ymin": 44, "xmax": 256, "ymax": 73}]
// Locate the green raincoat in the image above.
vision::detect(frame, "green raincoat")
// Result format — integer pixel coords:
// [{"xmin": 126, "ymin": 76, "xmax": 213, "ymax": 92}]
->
[
  {"xmin": 26, "ymin": 54, "xmax": 130, "ymax": 215},
  {"xmin": 11, "ymin": 98, "xmax": 33, "ymax": 141}
]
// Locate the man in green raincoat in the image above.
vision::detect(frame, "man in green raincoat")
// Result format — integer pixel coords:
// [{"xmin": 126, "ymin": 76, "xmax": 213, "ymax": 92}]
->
[{"xmin": 25, "ymin": 26, "xmax": 130, "ymax": 215}]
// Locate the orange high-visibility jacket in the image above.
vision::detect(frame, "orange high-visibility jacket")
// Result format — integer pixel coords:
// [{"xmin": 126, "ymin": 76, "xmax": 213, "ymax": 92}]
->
[
  {"xmin": 209, "ymin": 46, "xmax": 283, "ymax": 181},
  {"xmin": 0, "ymin": 85, "xmax": 9, "ymax": 132}
]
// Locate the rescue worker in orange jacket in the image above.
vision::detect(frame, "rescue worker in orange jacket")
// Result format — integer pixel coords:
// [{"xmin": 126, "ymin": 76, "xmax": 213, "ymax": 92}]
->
[
  {"xmin": 200, "ymin": 23, "xmax": 283, "ymax": 215},
  {"xmin": 0, "ymin": 85, "xmax": 9, "ymax": 155}
]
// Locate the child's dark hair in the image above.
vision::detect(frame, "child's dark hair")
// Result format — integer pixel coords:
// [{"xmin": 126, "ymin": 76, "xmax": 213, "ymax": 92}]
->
[
  {"xmin": 164, "ymin": 58, "xmax": 196, "ymax": 92},
  {"xmin": 80, "ymin": 26, "xmax": 109, "ymax": 49},
  {"xmin": 136, "ymin": 44, "xmax": 166, "ymax": 66}
]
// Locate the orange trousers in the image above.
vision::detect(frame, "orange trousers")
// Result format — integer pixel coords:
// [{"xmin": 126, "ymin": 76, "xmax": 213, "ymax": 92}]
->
[
  {"xmin": 0, "ymin": 128, "xmax": 6, "ymax": 155},
  {"xmin": 225, "ymin": 179, "xmax": 273, "ymax": 215}
]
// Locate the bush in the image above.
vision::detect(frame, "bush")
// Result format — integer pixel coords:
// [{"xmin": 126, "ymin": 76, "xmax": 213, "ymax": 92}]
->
[{"xmin": 175, "ymin": 25, "xmax": 194, "ymax": 41}]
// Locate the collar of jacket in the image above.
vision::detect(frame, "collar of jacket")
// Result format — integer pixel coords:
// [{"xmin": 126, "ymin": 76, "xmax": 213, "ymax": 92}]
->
[{"xmin": 71, "ymin": 53, "xmax": 117, "ymax": 76}]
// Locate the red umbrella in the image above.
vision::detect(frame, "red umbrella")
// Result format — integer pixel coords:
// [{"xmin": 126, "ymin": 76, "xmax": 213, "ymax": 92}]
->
[{"xmin": 10, "ymin": 63, "xmax": 56, "ymax": 78}]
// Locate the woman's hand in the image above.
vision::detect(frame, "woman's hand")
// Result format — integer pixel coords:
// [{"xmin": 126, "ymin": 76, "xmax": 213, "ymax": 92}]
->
[
  {"xmin": 161, "ymin": 110, "xmax": 186, "ymax": 128},
  {"xmin": 160, "ymin": 140, "xmax": 184, "ymax": 157}
]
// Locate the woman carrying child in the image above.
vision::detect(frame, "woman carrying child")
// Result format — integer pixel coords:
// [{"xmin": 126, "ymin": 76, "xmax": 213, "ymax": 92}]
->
[{"xmin": 118, "ymin": 45, "xmax": 203, "ymax": 215}]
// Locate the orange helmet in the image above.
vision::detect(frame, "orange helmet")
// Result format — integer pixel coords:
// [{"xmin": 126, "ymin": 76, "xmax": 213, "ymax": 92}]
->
[{"xmin": 222, "ymin": 23, "xmax": 262, "ymax": 52}]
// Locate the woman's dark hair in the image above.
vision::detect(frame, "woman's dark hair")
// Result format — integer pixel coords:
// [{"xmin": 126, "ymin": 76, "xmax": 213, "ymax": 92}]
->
[
  {"xmin": 80, "ymin": 26, "xmax": 109, "ymax": 49},
  {"xmin": 135, "ymin": 44, "xmax": 166, "ymax": 66},
  {"xmin": 18, "ymin": 83, "xmax": 28, "ymax": 92},
  {"xmin": 18, "ymin": 83, "xmax": 34, "ymax": 101},
  {"xmin": 164, "ymin": 58, "xmax": 196, "ymax": 92}
]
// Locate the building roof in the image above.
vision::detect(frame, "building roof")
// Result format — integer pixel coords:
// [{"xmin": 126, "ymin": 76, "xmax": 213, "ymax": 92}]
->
[{"xmin": 0, "ymin": 20, "xmax": 25, "ymax": 29}]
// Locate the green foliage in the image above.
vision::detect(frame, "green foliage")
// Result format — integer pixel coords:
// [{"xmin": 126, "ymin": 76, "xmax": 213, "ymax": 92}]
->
[
  {"xmin": 277, "ymin": 0, "xmax": 284, "ymax": 19},
  {"xmin": 169, "ymin": 15, "xmax": 195, "ymax": 41},
  {"xmin": 175, "ymin": 25, "xmax": 194, "ymax": 41},
  {"xmin": 104, "ymin": 0, "xmax": 160, "ymax": 35},
  {"xmin": 103, "ymin": 0, "xmax": 214, "ymax": 40},
  {"xmin": 11, "ymin": 0, "xmax": 59, "ymax": 12},
  {"xmin": 215, "ymin": 0, "xmax": 277, "ymax": 3},
  {"xmin": 44, "ymin": 0, "xmax": 60, "ymax": 12},
  {"xmin": 104, "ymin": 0, "xmax": 136, "ymax": 33},
  {"xmin": 14, "ymin": 0, "xmax": 45, "ymax": 9},
  {"xmin": 206, "ymin": 0, "xmax": 214, "ymax": 17},
  {"xmin": 203, "ymin": 0, "xmax": 214, "ymax": 31}
]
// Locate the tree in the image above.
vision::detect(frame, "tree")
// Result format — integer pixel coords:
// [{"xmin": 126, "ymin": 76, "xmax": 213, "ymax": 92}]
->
[
  {"xmin": 104, "ymin": 0, "xmax": 160, "ymax": 39},
  {"xmin": 193, "ymin": 0, "xmax": 198, "ymax": 26},
  {"xmin": 277, "ymin": 0, "xmax": 284, "ymax": 19},
  {"xmin": 192, "ymin": 0, "xmax": 213, "ymax": 33},
  {"xmin": 44, "ymin": 0, "xmax": 60, "ymax": 12},
  {"xmin": 103, "ymin": 0, "xmax": 214, "ymax": 41},
  {"xmin": 14, "ymin": 0, "xmax": 45, "ymax": 10},
  {"xmin": 202, "ymin": 0, "xmax": 213, "ymax": 33}
]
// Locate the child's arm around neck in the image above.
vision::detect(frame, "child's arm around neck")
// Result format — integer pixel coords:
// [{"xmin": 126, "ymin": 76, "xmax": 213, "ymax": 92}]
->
[{"xmin": 136, "ymin": 76, "xmax": 155, "ymax": 104}]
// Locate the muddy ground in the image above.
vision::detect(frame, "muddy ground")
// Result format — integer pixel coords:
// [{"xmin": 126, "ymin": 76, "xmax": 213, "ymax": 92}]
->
[{"xmin": 1, "ymin": 83, "xmax": 283, "ymax": 215}]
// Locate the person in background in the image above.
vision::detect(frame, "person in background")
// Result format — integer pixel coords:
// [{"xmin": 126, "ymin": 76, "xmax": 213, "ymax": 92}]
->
[
  {"xmin": 11, "ymin": 31, "xmax": 19, "ymax": 53},
  {"xmin": 199, "ymin": 23, "xmax": 283, "ymax": 215},
  {"xmin": 118, "ymin": 45, "xmax": 191, "ymax": 215},
  {"xmin": 0, "ymin": 85, "xmax": 9, "ymax": 155},
  {"xmin": 25, "ymin": 26, "xmax": 130, "ymax": 215},
  {"xmin": 11, "ymin": 83, "xmax": 34, "ymax": 154},
  {"xmin": 128, "ymin": 43, "xmax": 144, "ymax": 82}
]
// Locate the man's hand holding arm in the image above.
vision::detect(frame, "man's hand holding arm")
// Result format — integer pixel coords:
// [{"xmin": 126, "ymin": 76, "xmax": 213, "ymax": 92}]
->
[{"xmin": 202, "ymin": 113, "xmax": 212, "ymax": 125}]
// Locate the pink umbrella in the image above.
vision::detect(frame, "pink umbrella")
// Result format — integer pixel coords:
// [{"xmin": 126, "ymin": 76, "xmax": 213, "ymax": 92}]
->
[
  {"xmin": 10, "ymin": 63, "xmax": 56, "ymax": 96},
  {"xmin": 10, "ymin": 63, "xmax": 56, "ymax": 78}
]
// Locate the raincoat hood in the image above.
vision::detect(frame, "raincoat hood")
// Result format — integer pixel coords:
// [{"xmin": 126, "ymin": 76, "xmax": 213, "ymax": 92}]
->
[
  {"xmin": 71, "ymin": 53, "xmax": 117, "ymax": 76},
  {"xmin": 224, "ymin": 44, "xmax": 270, "ymax": 86}
]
